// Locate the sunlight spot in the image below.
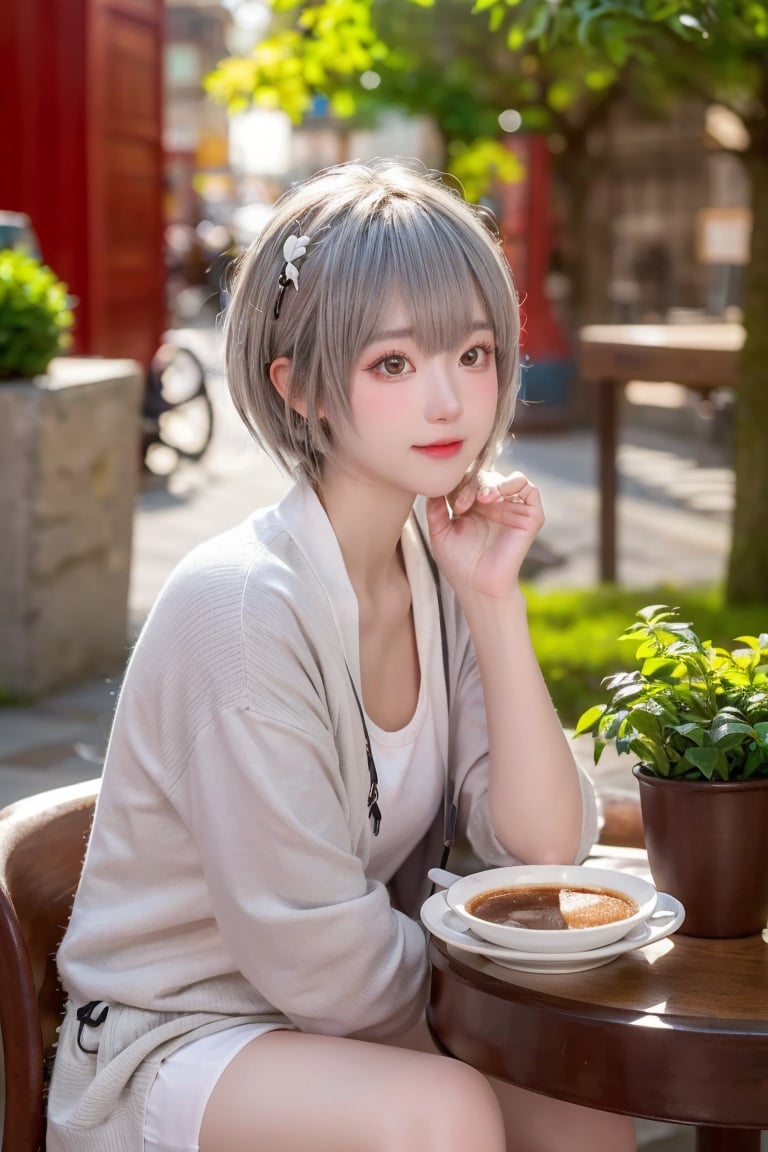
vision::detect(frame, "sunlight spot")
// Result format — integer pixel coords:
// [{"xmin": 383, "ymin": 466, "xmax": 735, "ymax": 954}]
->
[{"xmin": 499, "ymin": 109, "xmax": 522, "ymax": 134}]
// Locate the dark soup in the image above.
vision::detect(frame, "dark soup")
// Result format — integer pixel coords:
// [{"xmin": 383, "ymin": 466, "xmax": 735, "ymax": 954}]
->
[{"xmin": 465, "ymin": 884, "xmax": 639, "ymax": 931}]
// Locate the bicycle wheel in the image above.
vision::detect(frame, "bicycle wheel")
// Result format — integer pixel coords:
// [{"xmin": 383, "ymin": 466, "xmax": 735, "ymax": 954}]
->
[{"xmin": 145, "ymin": 343, "xmax": 214, "ymax": 467}]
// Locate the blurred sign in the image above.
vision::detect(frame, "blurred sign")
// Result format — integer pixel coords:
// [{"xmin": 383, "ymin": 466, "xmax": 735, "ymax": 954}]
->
[
  {"xmin": 696, "ymin": 208, "xmax": 752, "ymax": 265},
  {"xmin": 196, "ymin": 132, "xmax": 229, "ymax": 170}
]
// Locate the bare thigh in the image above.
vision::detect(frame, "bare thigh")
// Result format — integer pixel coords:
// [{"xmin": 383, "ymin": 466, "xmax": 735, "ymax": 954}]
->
[{"xmin": 199, "ymin": 1026, "xmax": 506, "ymax": 1152}]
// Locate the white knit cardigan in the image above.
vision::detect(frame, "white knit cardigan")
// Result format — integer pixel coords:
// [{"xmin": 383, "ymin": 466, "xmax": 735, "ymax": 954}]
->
[{"xmin": 47, "ymin": 481, "xmax": 599, "ymax": 1152}]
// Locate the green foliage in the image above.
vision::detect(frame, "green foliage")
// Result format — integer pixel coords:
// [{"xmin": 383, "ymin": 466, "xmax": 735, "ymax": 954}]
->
[
  {"xmin": 206, "ymin": 0, "xmax": 621, "ymax": 198},
  {"xmin": 472, "ymin": 0, "xmax": 768, "ymax": 57},
  {"xmin": 205, "ymin": 0, "xmax": 385, "ymax": 123},
  {"xmin": 0, "ymin": 250, "xmax": 74, "ymax": 380},
  {"xmin": 525, "ymin": 585, "xmax": 768, "ymax": 725},
  {"xmin": 447, "ymin": 138, "xmax": 523, "ymax": 202},
  {"xmin": 208, "ymin": 0, "xmax": 767, "ymax": 204},
  {"xmin": 209, "ymin": 1, "xmax": 768, "ymax": 148},
  {"xmin": 574, "ymin": 603, "xmax": 768, "ymax": 781}
]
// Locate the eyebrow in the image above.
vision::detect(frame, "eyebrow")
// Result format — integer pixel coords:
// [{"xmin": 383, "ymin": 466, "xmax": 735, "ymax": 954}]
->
[{"xmin": 369, "ymin": 319, "xmax": 493, "ymax": 343}]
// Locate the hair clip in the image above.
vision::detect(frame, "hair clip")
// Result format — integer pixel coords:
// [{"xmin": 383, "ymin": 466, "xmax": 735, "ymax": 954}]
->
[{"xmin": 274, "ymin": 233, "xmax": 310, "ymax": 319}]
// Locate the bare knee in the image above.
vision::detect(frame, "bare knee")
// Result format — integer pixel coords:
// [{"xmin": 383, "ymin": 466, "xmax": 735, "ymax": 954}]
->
[{"xmin": 381, "ymin": 1056, "xmax": 505, "ymax": 1152}]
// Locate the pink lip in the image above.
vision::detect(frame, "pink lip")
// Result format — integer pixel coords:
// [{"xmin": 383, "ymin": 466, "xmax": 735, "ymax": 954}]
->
[{"xmin": 413, "ymin": 440, "xmax": 464, "ymax": 459}]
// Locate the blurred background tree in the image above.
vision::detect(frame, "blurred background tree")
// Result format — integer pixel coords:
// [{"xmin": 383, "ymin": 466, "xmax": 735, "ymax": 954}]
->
[
  {"xmin": 208, "ymin": 0, "xmax": 672, "ymax": 325},
  {"xmin": 208, "ymin": 0, "xmax": 768, "ymax": 603}
]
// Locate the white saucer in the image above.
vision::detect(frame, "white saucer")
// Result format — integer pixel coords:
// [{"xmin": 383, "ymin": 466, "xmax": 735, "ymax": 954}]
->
[{"xmin": 420, "ymin": 890, "xmax": 685, "ymax": 973}]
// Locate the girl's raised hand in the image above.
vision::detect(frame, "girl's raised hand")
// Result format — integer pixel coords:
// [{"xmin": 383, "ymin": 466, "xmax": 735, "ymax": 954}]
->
[{"xmin": 425, "ymin": 471, "xmax": 544, "ymax": 602}]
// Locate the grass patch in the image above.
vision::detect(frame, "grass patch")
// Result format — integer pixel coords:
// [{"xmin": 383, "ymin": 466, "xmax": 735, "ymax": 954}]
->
[{"xmin": 525, "ymin": 584, "xmax": 768, "ymax": 728}]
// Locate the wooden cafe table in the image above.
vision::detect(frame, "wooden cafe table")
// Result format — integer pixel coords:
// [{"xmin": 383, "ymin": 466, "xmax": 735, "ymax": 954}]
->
[
  {"xmin": 427, "ymin": 850, "xmax": 768, "ymax": 1152},
  {"xmin": 577, "ymin": 323, "xmax": 744, "ymax": 582}
]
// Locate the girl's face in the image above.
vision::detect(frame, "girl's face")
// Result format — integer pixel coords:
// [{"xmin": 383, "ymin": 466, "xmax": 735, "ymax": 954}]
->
[{"xmin": 330, "ymin": 296, "xmax": 499, "ymax": 499}]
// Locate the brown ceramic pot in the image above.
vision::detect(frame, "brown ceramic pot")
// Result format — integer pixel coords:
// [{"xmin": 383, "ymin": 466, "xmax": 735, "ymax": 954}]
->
[{"xmin": 634, "ymin": 765, "xmax": 768, "ymax": 938}]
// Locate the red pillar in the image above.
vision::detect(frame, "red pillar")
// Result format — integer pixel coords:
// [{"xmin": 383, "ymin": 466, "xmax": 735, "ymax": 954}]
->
[{"xmin": 496, "ymin": 135, "xmax": 574, "ymax": 428}]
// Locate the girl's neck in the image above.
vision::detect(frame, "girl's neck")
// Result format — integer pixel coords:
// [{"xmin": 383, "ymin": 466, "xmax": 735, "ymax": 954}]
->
[{"xmin": 315, "ymin": 467, "xmax": 415, "ymax": 597}]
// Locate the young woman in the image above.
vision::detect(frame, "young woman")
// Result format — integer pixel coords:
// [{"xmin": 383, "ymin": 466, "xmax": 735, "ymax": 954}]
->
[{"xmin": 47, "ymin": 160, "xmax": 634, "ymax": 1152}]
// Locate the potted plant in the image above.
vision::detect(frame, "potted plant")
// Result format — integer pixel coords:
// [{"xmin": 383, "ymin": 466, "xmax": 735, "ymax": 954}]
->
[
  {"xmin": 575, "ymin": 604, "xmax": 768, "ymax": 938},
  {"xmin": 0, "ymin": 248, "xmax": 74, "ymax": 379}
]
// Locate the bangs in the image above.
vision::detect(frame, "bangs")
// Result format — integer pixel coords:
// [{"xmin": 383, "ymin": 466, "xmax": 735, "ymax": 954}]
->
[
  {"xmin": 311, "ymin": 197, "xmax": 516, "ymax": 368},
  {"xmin": 351, "ymin": 223, "xmax": 489, "ymax": 356}
]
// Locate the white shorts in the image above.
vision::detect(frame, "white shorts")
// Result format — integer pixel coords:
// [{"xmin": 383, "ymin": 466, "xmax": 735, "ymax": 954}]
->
[{"xmin": 144, "ymin": 1022, "xmax": 293, "ymax": 1152}]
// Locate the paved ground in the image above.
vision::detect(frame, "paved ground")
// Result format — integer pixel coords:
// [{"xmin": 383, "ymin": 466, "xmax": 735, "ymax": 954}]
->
[{"xmin": 2, "ymin": 329, "xmax": 759, "ymax": 1149}]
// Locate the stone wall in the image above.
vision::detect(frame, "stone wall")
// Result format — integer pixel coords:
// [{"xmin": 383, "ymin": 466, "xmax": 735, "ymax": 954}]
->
[{"xmin": 0, "ymin": 358, "xmax": 143, "ymax": 697}]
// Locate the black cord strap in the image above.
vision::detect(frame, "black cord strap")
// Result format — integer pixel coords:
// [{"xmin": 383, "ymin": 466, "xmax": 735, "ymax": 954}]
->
[
  {"xmin": 349, "ymin": 514, "xmax": 451, "ymax": 842},
  {"xmin": 75, "ymin": 1001, "xmax": 109, "ymax": 1053},
  {"xmin": 347, "ymin": 670, "xmax": 382, "ymax": 835},
  {"xmin": 413, "ymin": 516, "xmax": 458, "ymax": 871}
]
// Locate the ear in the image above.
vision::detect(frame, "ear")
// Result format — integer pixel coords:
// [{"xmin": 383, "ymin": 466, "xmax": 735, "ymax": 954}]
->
[{"xmin": 269, "ymin": 356, "xmax": 309, "ymax": 419}]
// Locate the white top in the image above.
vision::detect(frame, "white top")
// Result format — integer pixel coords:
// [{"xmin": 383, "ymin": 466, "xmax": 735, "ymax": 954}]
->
[{"xmin": 366, "ymin": 528, "xmax": 444, "ymax": 884}]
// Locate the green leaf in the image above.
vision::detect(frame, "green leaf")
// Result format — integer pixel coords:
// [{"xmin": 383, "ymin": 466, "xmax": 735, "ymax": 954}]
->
[
  {"xmin": 629, "ymin": 738, "xmax": 668, "ymax": 775},
  {"xmin": 599, "ymin": 708, "xmax": 629, "ymax": 740},
  {"xmin": 329, "ymin": 89, "xmax": 357, "ymax": 117},
  {"xmin": 744, "ymin": 746, "xmax": 767, "ymax": 777},
  {"xmin": 710, "ymin": 720, "xmax": 755, "ymax": 745},
  {"xmin": 637, "ymin": 604, "xmax": 677, "ymax": 622},
  {"xmin": 506, "ymin": 25, "xmax": 526, "ymax": 49},
  {"xmin": 602, "ymin": 670, "xmax": 642, "ymax": 690},
  {"xmin": 753, "ymin": 722, "xmax": 768, "ymax": 746},
  {"xmin": 641, "ymin": 657, "xmax": 682, "ymax": 678},
  {"xmin": 626, "ymin": 707, "xmax": 662, "ymax": 739},
  {"xmin": 671, "ymin": 722, "xmax": 706, "ymax": 745},
  {"xmin": 683, "ymin": 746, "xmax": 728, "ymax": 779},
  {"xmin": 610, "ymin": 680, "xmax": 649, "ymax": 703},
  {"xmin": 573, "ymin": 703, "xmax": 607, "ymax": 735}
]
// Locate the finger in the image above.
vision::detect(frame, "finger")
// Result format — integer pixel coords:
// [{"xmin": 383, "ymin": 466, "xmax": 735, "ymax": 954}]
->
[
  {"xmin": 475, "ymin": 497, "xmax": 545, "ymax": 532},
  {"xmin": 498, "ymin": 480, "xmax": 541, "ymax": 508},
  {"xmin": 477, "ymin": 471, "xmax": 540, "ymax": 507}
]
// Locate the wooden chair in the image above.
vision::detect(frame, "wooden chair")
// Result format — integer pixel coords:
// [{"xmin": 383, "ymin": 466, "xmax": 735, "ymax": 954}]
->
[{"xmin": 0, "ymin": 779, "xmax": 100, "ymax": 1152}]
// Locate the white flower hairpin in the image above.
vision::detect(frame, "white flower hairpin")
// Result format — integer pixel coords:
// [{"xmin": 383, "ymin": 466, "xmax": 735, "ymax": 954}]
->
[{"xmin": 274, "ymin": 232, "xmax": 311, "ymax": 319}]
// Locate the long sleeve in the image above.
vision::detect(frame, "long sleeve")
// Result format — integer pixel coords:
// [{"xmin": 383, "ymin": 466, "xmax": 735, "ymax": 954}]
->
[{"xmin": 173, "ymin": 705, "xmax": 428, "ymax": 1039}]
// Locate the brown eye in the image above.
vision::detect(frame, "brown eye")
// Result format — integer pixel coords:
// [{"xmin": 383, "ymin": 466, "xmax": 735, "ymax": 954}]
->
[
  {"xmin": 382, "ymin": 355, "xmax": 407, "ymax": 375},
  {"xmin": 460, "ymin": 344, "xmax": 493, "ymax": 367}
]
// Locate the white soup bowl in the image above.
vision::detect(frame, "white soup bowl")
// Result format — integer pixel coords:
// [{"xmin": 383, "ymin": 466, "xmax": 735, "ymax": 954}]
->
[{"xmin": 444, "ymin": 864, "xmax": 658, "ymax": 953}]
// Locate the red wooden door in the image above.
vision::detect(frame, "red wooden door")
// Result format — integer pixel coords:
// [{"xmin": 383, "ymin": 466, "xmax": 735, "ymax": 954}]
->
[
  {"xmin": 88, "ymin": 0, "xmax": 165, "ymax": 364},
  {"xmin": 1, "ymin": 0, "xmax": 164, "ymax": 366}
]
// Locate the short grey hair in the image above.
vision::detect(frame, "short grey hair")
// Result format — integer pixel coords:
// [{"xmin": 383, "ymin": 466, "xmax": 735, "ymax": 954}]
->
[{"xmin": 224, "ymin": 159, "xmax": 520, "ymax": 485}]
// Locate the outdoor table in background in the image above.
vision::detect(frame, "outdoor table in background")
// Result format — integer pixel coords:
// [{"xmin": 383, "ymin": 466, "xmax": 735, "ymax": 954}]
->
[
  {"xmin": 577, "ymin": 323, "xmax": 744, "ymax": 581},
  {"xmin": 427, "ymin": 848, "xmax": 768, "ymax": 1152}
]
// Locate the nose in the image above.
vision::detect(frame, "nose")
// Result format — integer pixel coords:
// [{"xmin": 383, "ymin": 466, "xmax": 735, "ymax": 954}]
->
[{"xmin": 424, "ymin": 360, "xmax": 462, "ymax": 423}]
